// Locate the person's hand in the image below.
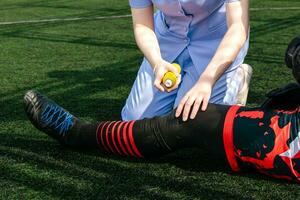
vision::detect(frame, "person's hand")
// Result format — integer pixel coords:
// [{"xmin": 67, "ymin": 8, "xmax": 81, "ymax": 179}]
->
[
  {"xmin": 175, "ymin": 77, "xmax": 213, "ymax": 121},
  {"xmin": 153, "ymin": 59, "xmax": 181, "ymax": 92}
]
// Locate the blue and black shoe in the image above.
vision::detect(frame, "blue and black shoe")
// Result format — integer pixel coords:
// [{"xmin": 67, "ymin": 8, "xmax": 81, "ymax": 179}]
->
[{"xmin": 24, "ymin": 90, "xmax": 78, "ymax": 143}]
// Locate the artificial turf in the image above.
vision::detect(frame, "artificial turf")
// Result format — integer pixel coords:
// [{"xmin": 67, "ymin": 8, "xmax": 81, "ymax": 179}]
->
[{"xmin": 0, "ymin": 0, "xmax": 300, "ymax": 199}]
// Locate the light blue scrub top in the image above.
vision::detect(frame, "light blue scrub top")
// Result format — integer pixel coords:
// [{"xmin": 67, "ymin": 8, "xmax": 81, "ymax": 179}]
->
[{"xmin": 129, "ymin": 0, "xmax": 248, "ymax": 75}]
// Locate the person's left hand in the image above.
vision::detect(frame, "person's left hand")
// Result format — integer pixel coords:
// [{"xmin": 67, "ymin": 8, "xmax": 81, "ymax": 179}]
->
[{"xmin": 175, "ymin": 77, "xmax": 213, "ymax": 121}]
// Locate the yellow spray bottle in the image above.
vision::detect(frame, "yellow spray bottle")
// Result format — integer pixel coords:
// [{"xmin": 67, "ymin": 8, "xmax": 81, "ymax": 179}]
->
[{"xmin": 162, "ymin": 63, "xmax": 181, "ymax": 88}]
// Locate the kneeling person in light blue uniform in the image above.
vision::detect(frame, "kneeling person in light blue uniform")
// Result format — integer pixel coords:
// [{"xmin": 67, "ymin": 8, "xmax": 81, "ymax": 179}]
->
[{"xmin": 122, "ymin": 0, "xmax": 251, "ymax": 121}]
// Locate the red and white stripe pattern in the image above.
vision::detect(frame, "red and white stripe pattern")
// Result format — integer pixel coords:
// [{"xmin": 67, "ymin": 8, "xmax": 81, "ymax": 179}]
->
[{"xmin": 95, "ymin": 121, "xmax": 143, "ymax": 158}]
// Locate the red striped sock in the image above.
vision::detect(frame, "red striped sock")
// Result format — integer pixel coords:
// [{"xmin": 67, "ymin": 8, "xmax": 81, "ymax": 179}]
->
[{"xmin": 95, "ymin": 121, "xmax": 143, "ymax": 158}]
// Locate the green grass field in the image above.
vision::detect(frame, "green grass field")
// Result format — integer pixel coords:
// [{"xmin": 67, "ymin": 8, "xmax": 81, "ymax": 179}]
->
[{"xmin": 1, "ymin": 0, "xmax": 300, "ymax": 199}]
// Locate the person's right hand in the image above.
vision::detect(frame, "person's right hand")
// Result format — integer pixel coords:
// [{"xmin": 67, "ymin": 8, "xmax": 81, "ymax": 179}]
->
[{"xmin": 153, "ymin": 59, "xmax": 181, "ymax": 92}]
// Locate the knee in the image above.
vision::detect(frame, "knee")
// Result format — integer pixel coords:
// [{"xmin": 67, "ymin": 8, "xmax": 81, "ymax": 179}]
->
[{"xmin": 121, "ymin": 106, "xmax": 143, "ymax": 121}]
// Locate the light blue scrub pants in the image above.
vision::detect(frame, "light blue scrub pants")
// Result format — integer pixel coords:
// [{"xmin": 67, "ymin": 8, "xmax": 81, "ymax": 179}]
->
[{"xmin": 121, "ymin": 47, "xmax": 241, "ymax": 121}]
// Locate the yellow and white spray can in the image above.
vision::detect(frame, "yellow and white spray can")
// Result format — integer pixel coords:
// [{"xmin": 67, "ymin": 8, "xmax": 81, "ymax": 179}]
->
[{"xmin": 162, "ymin": 63, "xmax": 181, "ymax": 88}]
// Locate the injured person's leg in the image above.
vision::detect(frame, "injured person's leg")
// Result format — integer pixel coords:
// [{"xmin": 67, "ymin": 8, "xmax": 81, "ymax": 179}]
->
[{"xmin": 24, "ymin": 85, "xmax": 300, "ymax": 182}]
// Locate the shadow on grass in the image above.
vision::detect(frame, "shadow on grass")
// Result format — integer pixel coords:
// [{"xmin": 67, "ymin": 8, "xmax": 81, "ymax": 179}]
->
[
  {"xmin": 0, "ymin": 53, "xmax": 142, "ymax": 122},
  {"xmin": 0, "ymin": 0, "xmax": 130, "ymax": 17},
  {"xmin": 0, "ymin": 21, "xmax": 134, "ymax": 50},
  {"xmin": 251, "ymin": 13, "xmax": 300, "ymax": 38}
]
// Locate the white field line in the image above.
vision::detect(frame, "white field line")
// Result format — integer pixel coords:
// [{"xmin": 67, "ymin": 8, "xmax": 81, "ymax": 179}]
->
[
  {"xmin": 0, "ymin": 7, "xmax": 299, "ymax": 26},
  {"xmin": 0, "ymin": 14, "xmax": 132, "ymax": 25},
  {"xmin": 251, "ymin": 7, "xmax": 300, "ymax": 11}
]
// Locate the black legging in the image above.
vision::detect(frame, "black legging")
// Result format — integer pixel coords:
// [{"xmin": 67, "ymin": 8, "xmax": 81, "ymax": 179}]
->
[{"xmin": 66, "ymin": 104, "xmax": 229, "ymax": 159}]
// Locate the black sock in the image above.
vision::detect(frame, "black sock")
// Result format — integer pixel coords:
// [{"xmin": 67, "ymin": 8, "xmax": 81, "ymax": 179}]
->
[{"xmin": 62, "ymin": 104, "xmax": 229, "ymax": 160}]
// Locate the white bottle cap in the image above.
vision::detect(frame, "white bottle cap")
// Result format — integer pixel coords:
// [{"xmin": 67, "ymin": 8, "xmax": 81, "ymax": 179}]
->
[{"xmin": 164, "ymin": 79, "xmax": 173, "ymax": 88}]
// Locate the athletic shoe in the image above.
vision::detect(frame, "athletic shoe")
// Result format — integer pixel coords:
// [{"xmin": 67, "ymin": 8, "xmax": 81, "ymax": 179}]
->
[{"xmin": 23, "ymin": 90, "xmax": 78, "ymax": 143}]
